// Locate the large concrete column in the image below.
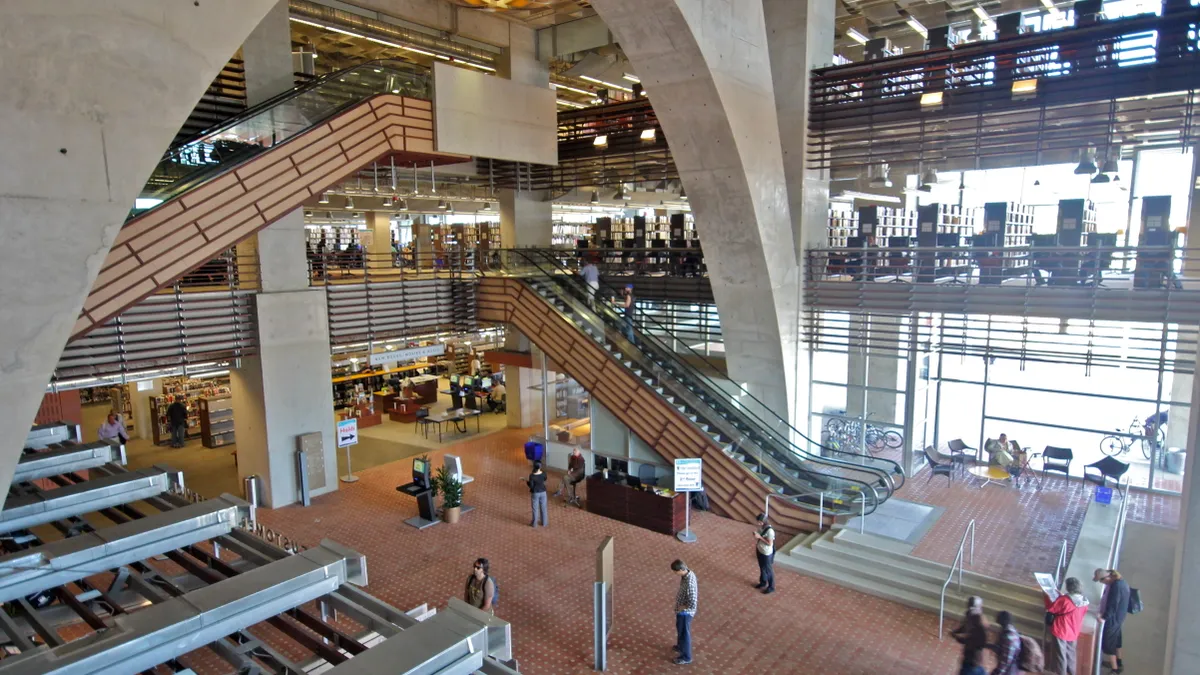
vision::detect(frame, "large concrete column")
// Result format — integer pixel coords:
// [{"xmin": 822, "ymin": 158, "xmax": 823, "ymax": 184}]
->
[
  {"xmin": 0, "ymin": 0, "xmax": 276, "ymax": 509},
  {"xmin": 1166, "ymin": 347, "xmax": 1200, "ymax": 673},
  {"xmin": 589, "ymin": 0, "xmax": 809, "ymax": 421},
  {"xmin": 365, "ymin": 211, "xmax": 393, "ymax": 271},
  {"xmin": 498, "ymin": 23, "xmax": 554, "ymax": 248},
  {"xmin": 228, "ymin": 5, "xmax": 338, "ymax": 508}
]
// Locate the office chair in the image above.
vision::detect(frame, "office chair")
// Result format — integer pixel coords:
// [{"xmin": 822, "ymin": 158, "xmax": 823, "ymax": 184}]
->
[
  {"xmin": 637, "ymin": 463, "xmax": 658, "ymax": 487},
  {"xmin": 1084, "ymin": 456, "xmax": 1129, "ymax": 493},
  {"xmin": 414, "ymin": 408, "xmax": 430, "ymax": 437},
  {"xmin": 1042, "ymin": 446, "xmax": 1074, "ymax": 480},
  {"xmin": 921, "ymin": 447, "xmax": 954, "ymax": 486}
]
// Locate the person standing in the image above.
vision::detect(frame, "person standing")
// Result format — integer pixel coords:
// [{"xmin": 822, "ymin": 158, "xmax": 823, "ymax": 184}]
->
[
  {"xmin": 97, "ymin": 411, "xmax": 129, "ymax": 445},
  {"xmin": 469, "ymin": 352, "xmax": 481, "ymax": 378},
  {"xmin": 622, "ymin": 285, "xmax": 635, "ymax": 343},
  {"xmin": 1044, "ymin": 577, "xmax": 1090, "ymax": 675},
  {"xmin": 580, "ymin": 258, "xmax": 600, "ymax": 308},
  {"xmin": 1094, "ymin": 568, "xmax": 1130, "ymax": 673},
  {"xmin": 464, "ymin": 558, "xmax": 496, "ymax": 615},
  {"xmin": 166, "ymin": 397, "xmax": 189, "ymax": 448},
  {"xmin": 951, "ymin": 596, "xmax": 988, "ymax": 675},
  {"xmin": 671, "ymin": 559, "xmax": 698, "ymax": 666},
  {"xmin": 525, "ymin": 461, "xmax": 548, "ymax": 527},
  {"xmin": 990, "ymin": 610, "xmax": 1021, "ymax": 675},
  {"xmin": 753, "ymin": 513, "xmax": 776, "ymax": 594}
]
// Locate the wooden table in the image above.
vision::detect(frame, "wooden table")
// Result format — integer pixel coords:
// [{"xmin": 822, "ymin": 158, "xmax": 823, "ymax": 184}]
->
[
  {"xmin": 340, "ymin": 405, "xmax": 382, "ymax": 429},
  {"xmin": 968, "ymin": 464, "xmax": 1012, "ymax": 488},
  {"xmin": 586, "ymin": 474, "xmax": 686, "ymax": 536}
]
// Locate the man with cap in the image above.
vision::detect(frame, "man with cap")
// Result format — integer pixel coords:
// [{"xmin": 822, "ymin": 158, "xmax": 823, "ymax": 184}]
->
[{"xmin": 754, "ymin": 512, "xmax": 776, "ymax": 594}]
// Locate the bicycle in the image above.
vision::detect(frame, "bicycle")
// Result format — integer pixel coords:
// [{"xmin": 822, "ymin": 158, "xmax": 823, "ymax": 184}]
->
[
  {"xmin": 824, "ymin": 416, "xmax": 903, "ymax": 456},
  {"xmin": 1099, "ymin": 416, "xmax": 1164, "ymax": 459}
]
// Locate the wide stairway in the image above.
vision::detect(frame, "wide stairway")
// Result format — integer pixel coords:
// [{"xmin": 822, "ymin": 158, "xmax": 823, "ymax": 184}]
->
[
  {"xmin": 75, "ymin": 60, "xmax": 449, "ymax": 341},
  {"xmin": 480, "ymin": 251, "xmax": 907, "ymax": 536},
  {"xmin": 780, "ymin": 528, "xmax": 1050, "ymax": 637}
]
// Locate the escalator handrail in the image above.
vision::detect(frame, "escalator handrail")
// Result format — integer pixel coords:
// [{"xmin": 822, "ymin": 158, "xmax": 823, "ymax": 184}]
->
[
  {"xmin": 500, "ymin": 250, "xmax": 896, "ymax": 501},
  {"xmin": 132, "ymin": 59, "xmax": 431, "ymax": 219},
  {"xmin": 521, "ymin": 247, "xmax": 906, "ymax": 487}
]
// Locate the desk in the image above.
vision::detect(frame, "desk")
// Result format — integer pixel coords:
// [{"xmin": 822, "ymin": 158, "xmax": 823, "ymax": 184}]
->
[
  {"xmin": 969, "ymin": 464, "xmax": 1012, "ymax": 488},
  {"xmin": 387, "ymin": 398, "xmax": 422, "ymax": 423},
  {"xmin": 586, "ymin": 474, "xmax": 686, "ymax": 536},
  {"xmin": 340, "ymin": 405, "xmax": 382, "ymax": 429},
  {"xmin": 422, "ymin": 408, "xmax": 483, "ymax": 442}
]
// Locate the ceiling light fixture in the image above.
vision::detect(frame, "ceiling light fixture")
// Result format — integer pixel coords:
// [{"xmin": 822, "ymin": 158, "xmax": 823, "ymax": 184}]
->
[
  {"xmin": 640, "ymin": 128, "xmax": 657, "ymax": 141},
  {"xmin": 846, "ymin": 27, "xmax": 869, "ymax": 45},
  {"xmin": 973, "ymin": 7, "xmax": 990, "ymax": 21},
  {"xmin": 481, "ymin": 202, "xmax": 492, "ymax": 211},
  {"xmin": 382, "ymin": 196, "xmax": 394, "ymax": 207},
  {"xmin": 1091, "ymin": 172, "xmax": 1111, "ymax": 184},
  {"xmin": 437, "ymin": 199, "xmax": 447, "ymax": 209},
  {"xmin": 590, "ymin": 191, "xmax": 599, "ymax": 204},
  {"xmin": 1100, "ymin": 146, "xmax": 1121, "ymax": 174},
  {"xmin": 1041, "ymin": 0, "xmax": 1061, "ymax": 16},
  {"xmin": 1074, "ymin": 146, "xmax": 1098, "ymax": 175},
  {"xmin": 623, "ymin": 73, "xmax": 641, "ymax": 83},
  {"xmin": 679, "ymin": 186, "xmax": 688, "ymax": 201},
  {"xmin": 920, "ymin": 91, "xmax": 944, "ymax": 108},
  {"xmin": 1012, "ymin": 79, "xmax": 1038, "ymax": 97},
  {"xmin": 344, "ymin": 197, "xmax": 354, "ymax": 210},
  {"xmin": 920, "ymin": 166, "xmax": 939, "ymax": 189},
  {"xmin": 906, "ymin": 17, "xmax": 928, "ymax": 39},
  {"xmin": 318, "ymin": 192, "xmax": 330, "ymax": 204},
  {"xmin": 594, "ymin": 135, "xmax": 609, "ymax": 147},
  {"xmin": 399, "ymin": 199, "xmax": 409, "ymax": 211},
  {"xmin": 580, "ymin": 75, "xmax": 634, "ymax": 93},
  {"xmin": 557, "ymin": 99, "xmax": 587, "ymax": 109},
  {"xmin": 551, "ymin": 82, "xmax": 593, "ymax": 96},
  {"xmin": 613, "ymin": 186, "xmax": 627, "ymax": 201},
  {"xmin": 448, "ymin": 202, "xmax": 455, "ymax": 213}
]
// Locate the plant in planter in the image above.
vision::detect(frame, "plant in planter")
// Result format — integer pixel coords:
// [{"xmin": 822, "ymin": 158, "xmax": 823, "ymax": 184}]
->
[{"xmin": 436, "ymin": 464, "xmax": 464, "ymax": 524}]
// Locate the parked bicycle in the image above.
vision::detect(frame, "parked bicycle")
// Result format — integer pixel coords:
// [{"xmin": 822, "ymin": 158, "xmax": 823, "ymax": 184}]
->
[
  {"xmin": 1099, "ymin": 415, "xmax": 1164, "ymax": 459},
  {"xmin": 824, "ymin": 416, "xmax": 904, "ymax": 455}
]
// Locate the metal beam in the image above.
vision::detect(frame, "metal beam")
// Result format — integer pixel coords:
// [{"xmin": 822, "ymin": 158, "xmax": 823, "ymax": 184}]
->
[
  {"xmin": 0, "ymin": 496, "xmax": 247, "ymax": 604},
  {"xmin": 320, "ymin": 611, "xmax": 487, "ymax": 675},
  {"xmin": 0, "ymin": 540, "xmax": 362, "ymax": 675},
  {"xmin": 25, "ymin": 422, "xmax": 80, "ymax": 449},
  {"xmin": 0, "ymin": 466, "xmax": 182, "ymax": 534},
  {"xmin": 11, "ymin": 442, "xmax": 126, "ymax": 484}
]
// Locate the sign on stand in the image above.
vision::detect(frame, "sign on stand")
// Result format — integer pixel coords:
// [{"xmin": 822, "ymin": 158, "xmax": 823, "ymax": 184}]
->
[
  {"xmin": 593, "ymin": 536, "xmax": 614, "ymax": 671},
  {"xmin": 673, "ymin": 458, "xmax": 703, "ymax": 543},
  {"xmin": 336, "ymin": 418, "xmax": 359, "ymax": 483}
]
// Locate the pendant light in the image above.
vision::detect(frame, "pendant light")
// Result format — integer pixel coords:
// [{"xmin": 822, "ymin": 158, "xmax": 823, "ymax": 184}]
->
[
  {"xmin": 318, "ymin": 192, "xmax": 330, "ymax": 204},
  {"xmin": 1091, "ymin": 172, "xmax": 1110, "ymax": 184},
  {"xmin": 1074, "ymin": 145, "xmax": 1097, "ymax": 175},
  {"xmin": 1100, "ymin": 145, "xmax": 1121, "ymax": 174},
  {"xmin": 613, "ymin": 185, "xmax": 627, "ymax": 201},
  {"xmin": 679, "ymin": 185, "xmax": 687, "ymax": 201},
  {"xmin": 382, "ymin": 196, "xmax": 394, "ymax": 207},
  {"xmin": 590, "ymin": 190, "xmax": 599, "ymax": 204},
  {"xmin": 344, "ymin": 197, "xmax": 354, "ymax": 210},
  {"xmin": 437, "ymin": 199, "xmax": 447, "ymax": 210},
  {"xmin": 398, "ymin": 199, "xmax": 409, "ymax": 211}
]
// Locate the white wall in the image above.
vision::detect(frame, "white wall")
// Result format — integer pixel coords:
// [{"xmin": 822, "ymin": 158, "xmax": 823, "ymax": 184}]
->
[{"xmin": 433, "ymin": 62, "xmax": 557, "ymax": 165}]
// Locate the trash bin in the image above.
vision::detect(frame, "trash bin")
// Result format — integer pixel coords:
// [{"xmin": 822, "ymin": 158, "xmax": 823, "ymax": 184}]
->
[
  {"xmin": 242, "ymin": 475, "xmax": 261, "ymax": 525},
  {"xmin": 1166, "ymin": 448, "xmax": 1186, "ymax": 475}
]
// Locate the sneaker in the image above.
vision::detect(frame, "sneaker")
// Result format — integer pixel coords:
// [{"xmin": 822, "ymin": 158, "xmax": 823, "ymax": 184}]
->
[
  {"xmin": 753, "ymin": 583, "xmax": 766, "ymax": 590},
  {"xmin": 672, "ymin": 646, "xmax": 680, "ymax": 654},
  {"xmin": 673, "ymin": 657, "xmax": 692, "ymax": 666},
  {"xmin": 762, "ymin": 588, "xmax": 775, "ymax": 595}
]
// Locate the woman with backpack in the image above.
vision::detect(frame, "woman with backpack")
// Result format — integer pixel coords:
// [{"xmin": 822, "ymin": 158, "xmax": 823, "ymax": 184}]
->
[{"xmin": 465, "ymin": 558, "xmax": 496, "ymax": 615}]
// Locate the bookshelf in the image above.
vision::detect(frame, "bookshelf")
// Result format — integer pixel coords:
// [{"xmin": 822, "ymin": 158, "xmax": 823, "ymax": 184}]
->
[
  {"xmin": 198, "ymin": 397, "xmax": 235, "ymax": 448},
  {"xmin": 149, "ymin": 375, "xmax": 231, "ymax": 446},
  {"xmin": 828, "ymin": 209, "xmax": 859, "ymax": 247},
  {"xmin": 78, "ymin": 385, "xmax": 134, "ymax": 431},
  {"xmin": 977, "ymin": 202, "xmax": 1034, "ymax": 283},
  {"xmin": 915, "ymin": 203, "xmax": 978, "ymax": 282}
]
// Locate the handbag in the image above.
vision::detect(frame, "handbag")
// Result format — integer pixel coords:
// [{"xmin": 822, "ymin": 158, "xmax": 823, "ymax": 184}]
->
[
  {"xmin": 1128, "ymin": 587, "xmax": 1144, "ymax": 614},
  {"xmin": 1044, "ymin": 610, "xmax": 1056, "ymax": 627}
]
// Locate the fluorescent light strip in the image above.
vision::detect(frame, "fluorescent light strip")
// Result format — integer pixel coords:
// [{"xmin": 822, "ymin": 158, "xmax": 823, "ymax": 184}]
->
[
  {"xmin": 580, "ymin": 75, "xmax": 634, "ymax": 93},
  {"xmin": 551, "ymin": 82, "xmax": 593, "ymax": 96},
  {"xmin": 461, "ymin": 61, "xmax": 496, "ymax": 72},
  {"xmin": 293, "ymin": 17, "xmax": 466, "ymax": 62},
  {"xmin": 846, "ymin": 28, "xmax": 869, "ymax": 45},
  {"xmin": 557, "ymin": 99, "xmax": 586, "ymax": 108},
  {"xmin": 906, "ymin": 17, "xmax": 928, "ymax": 38},
  {"xmin": 623, "ymin": 73, "xmax": 641, "ymax": 83},
  {"xmin": 290, "ymin": 18, "xmax": 326, "ymax": 29},
  {"xmin": 973, "ymin": 7, "xmax": 990, "ymax": 20}
]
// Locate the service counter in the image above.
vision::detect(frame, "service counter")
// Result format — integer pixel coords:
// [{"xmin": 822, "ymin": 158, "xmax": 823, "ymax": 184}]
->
[{"xmin": 585, "ymin": 474, "xmax": 686, "ymax": 536}]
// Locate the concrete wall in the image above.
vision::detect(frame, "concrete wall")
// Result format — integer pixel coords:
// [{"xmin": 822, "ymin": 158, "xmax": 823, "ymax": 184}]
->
[
  {"xmin": 433, "ymin": 62, "xmax": 557, "ymax": 165},
  {"xmin": 588, "ymin": 0, "xmax": 804, "ymax": 423},
  {"xmin": 0, "ymin": 0, "xmax": 277, "ymax": 509}
]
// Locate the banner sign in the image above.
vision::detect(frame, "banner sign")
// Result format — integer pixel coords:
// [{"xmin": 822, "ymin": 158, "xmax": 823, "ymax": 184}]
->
[{"xmin": 369, "ymin": 343, "xmax": 446, "ymax": 367}]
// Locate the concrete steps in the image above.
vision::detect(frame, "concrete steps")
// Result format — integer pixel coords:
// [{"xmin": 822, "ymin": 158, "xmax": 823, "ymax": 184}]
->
[{"xmin": 777, "ymin": 529, "xmax": 1048, "ymax": 637}]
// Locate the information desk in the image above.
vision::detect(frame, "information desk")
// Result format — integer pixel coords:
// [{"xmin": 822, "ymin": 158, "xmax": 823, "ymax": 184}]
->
[
  {"xmin": 409, "ymin": 376, "xmax": 439, "ymax": 405},
  {"xmin": 387, "ymin": 398, "xmax": 423, "ymax": 423},
  {"xmin": 339, "ymin": 404, "xmax": 382, "ymax": 429},
  {"xmin": 586, "ymin": 474, "xmax": 686, "ymax": 536}
]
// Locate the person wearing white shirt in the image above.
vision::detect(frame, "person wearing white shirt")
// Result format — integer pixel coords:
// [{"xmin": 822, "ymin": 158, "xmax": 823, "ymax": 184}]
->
[
  {"xmin": 97, "ymin": 411, "xmax": 128, "ymax": 445},
  {"xmin": 754, "ymin": 512, "xmax": 776, "ymax": 594}
]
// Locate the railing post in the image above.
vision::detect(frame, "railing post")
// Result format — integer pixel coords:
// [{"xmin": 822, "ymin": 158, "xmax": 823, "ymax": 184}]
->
[{"xmin": 859, "ymin": 494, "xmax": 865, "ymax": 534}]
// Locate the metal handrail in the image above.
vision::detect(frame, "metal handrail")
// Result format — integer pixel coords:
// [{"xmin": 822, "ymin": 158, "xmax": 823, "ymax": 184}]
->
[
  {"xmin": 938, "ymin": 519, "xmax": 977, "ymax": 640},
  {"xmin": 1055, "ymin": 539, "xmax": 1070, "ymax": 587}
]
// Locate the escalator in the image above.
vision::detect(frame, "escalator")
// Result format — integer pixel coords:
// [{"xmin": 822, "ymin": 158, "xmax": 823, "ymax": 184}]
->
[
  {"xmin": 482, "ymin": 251, "xmax": 906, "ymax": 535},
  {"xmin": 75, "ymin": 60, "xmax": 437, "ymax": 341}
]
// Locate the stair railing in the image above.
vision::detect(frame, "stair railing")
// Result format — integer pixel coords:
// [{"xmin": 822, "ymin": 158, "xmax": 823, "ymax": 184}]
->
[
  {"xmin": 1054, "ymin": 538, "xmax": 1069, "ymax": 586},
  {"xmin": 764, "ymin": 488, "xmax": 830, "ymax": 529},
  {"xmin": 938, "ymin": 519, "xmax": 977, "ymax": 640}
]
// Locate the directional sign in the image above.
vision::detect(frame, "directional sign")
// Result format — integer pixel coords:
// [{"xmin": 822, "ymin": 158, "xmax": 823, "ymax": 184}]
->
[
  {"xmin": 673, "ymin": 458, "xmax": 703, "ymax": 492},
  {"xmin": 336, "ymin": 419, "xmax": 359, "ymax": 448}
]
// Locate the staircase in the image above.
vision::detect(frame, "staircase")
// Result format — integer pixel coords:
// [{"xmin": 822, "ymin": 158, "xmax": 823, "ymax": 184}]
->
[
  {"xmin": 779, "ymin": 528, "xmax": 1048, "ymax": 637},
  {"xmin": 479, "ymin": 253, "xmax": 906, "ymax": 536}
]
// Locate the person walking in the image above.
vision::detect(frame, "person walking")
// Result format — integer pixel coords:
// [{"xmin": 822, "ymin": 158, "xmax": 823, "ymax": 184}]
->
[
  {"xmin": 1044, "ymin": 577, "xmax": 1090, "ymax": 675},
  {"xmin": 525, "ymin": 461, "xmax": 548, "ymax": 527},
  {"xmin": 951, "ymin": 596, "xmax": 988, "ymax": 675},
  {"xmin": 753, "ymin": 513, "xmax": 775, "ymax": 594},
  {"xmin": 580, "ymin": 257, "xmax": 600, "ymax": 309},
  {"xmin": 990, "ymin": 610, "xmax": 1021, "ymax": 675},
  {"xmin": 671, "ymin": 559, "xmax": 698, "ymax": 666},
  {"xmin": 166, "ymin": 397, "xmax": 189, "ymax": 448},
  {"xmin": 464, "ymin": 558, "xmax": 496, "ymax": 615},
  {"xmin": 97, "ymin": 411, "xmax": 129, "ymax": 445},
  {"xmin": 1094, "ymin": 568, "xmax": 1130, "ymax": 673},
  {"xmin": 621, "ymin": 285, "xmax": 635, "ymax": 343}
]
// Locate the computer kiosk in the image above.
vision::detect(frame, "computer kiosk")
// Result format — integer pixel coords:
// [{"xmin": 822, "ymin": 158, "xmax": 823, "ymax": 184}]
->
[{"xmin": 396, "ymin": 457, "xmax": 438, "ymax": 530}]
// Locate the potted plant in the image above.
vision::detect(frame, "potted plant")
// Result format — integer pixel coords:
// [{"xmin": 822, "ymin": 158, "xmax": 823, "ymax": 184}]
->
[{"xmin": 435, "ymin": 464, "xmax": 464, "ymax": 524}]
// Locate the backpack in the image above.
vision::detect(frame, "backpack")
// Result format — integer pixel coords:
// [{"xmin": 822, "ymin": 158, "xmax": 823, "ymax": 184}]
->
[
  {"xmin": 690, "ymin": 490, "xmax": 710, "ymax": 512},
  {"xmin": 466, "ymin": 575, "xmax": 499, "ymax": 607},
  {"xmin": 1128, "ymin": 587, "xmax": 1143, "ymax": 614},
  {"xmin": 1018, "ymin": 634, "xmax": 1044, "ymax": 673}
]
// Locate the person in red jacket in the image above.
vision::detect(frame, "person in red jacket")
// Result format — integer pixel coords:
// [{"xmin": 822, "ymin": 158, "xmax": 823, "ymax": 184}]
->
[{"xmin": 1043, "ymin": 577, "xmax": 1091, "ymax": 675}]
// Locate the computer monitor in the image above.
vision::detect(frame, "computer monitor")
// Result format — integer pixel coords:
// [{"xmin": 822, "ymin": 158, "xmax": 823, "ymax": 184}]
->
[
  {"xmin": 625, "ymin": 474, "xmax": 642, "ymax": 489},
  {"xmin": 594, "ymin": 455, "xmax": 609, "ymax": 471},
  {"xmin": 412, "ymin": 457, "xmax": 431, "ymax": 490},
  {"xmin": 481, "ymin": 377, "xmax": 493, "ymax": 388},
  {"xmin": 611, "ymin": 458, "xmax": 629, "ymax": 475},
  {"xmin": 449, "ymin": 375, "xmax": 459, "ymax": 384}
]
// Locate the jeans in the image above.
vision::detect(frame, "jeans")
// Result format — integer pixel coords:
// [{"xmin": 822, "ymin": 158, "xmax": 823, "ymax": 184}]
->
[
  {"xmin": 958, "ymin": 665, "xmax": 985, "ymax": 675},
  {"xmin": 675, "ymin": 612, "xmax": 693, "ymax": 662},
  {"xmin": 530, "ymin": 491, "xmax": 548, "ymax": 527},
  {"xmin": 756, "ymin": 551, "xmax": 775, "ymax": 590},
  {"xmin": 623, "ymin": 313, "xmax": 635, "ymax": 343},
  {"xmin": 171, "ymin": 423, "xmax": 187, "ymax": 447}
]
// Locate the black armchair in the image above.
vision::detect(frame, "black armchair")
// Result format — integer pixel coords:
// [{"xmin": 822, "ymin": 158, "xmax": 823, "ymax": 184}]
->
[
  {"xmin": 1042, "ymin": 446, "xmax": 1073, "ymax": 479},
  {"xmin": 947, "ymin": 438, "xmax": 975, "ymax": 472},
  {"xmin": 1084, "ymin": 456, "xmax": 1129, "ymax": 492},
  {"xmin": 922, "ymin": 447, "xmax": 954, "ymax": 486}
]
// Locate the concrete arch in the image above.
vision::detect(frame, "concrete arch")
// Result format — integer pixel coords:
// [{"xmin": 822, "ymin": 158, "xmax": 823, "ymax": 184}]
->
[
  {"xmin": 0, "ymin": 0, "xmax": 279, "ymax": 506},
  {"xmin": 588, "ymin": 0, "xmax": 804, "ymax": 422}
]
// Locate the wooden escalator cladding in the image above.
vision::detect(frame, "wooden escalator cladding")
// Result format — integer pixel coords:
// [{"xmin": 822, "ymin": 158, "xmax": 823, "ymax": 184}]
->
[
  {"xmin": 478, "ymin": 276, "xmax": 834, "ymax": 537},
  {"xmin": 73, "ymin": 94, "xmax": 467, "ymax": 343}
]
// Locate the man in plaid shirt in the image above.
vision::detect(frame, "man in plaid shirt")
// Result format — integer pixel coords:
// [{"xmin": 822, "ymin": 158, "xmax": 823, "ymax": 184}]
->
[{"xmin": 671, "ymin": 560, "xmax": 698, "ymax": 665}]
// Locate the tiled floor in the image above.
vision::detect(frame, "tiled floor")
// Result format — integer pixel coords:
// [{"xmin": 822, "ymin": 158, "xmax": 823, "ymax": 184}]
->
[{"xmin": 255, "ymin": 428, "xmax": 968, "ymax": 675}]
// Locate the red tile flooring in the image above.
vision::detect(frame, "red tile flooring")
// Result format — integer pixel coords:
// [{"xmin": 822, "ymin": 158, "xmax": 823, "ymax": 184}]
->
[
  {"xmin": 254, "ymin": 428, "xmax": 972, "ymax": 675},
  {"xmin": 902, "ymin": 464, "xmax": 1180, "ymax": 584}
]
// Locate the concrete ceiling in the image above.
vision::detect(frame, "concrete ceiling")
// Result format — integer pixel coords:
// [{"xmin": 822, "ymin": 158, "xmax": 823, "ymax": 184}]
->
[
  {"xmin": 448, "ymin": 0, "xmax": 596, "ymax": 28},
  {"xmin": 837, "ymin": 0, "xmax": 1070, "ymax": 55}
]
